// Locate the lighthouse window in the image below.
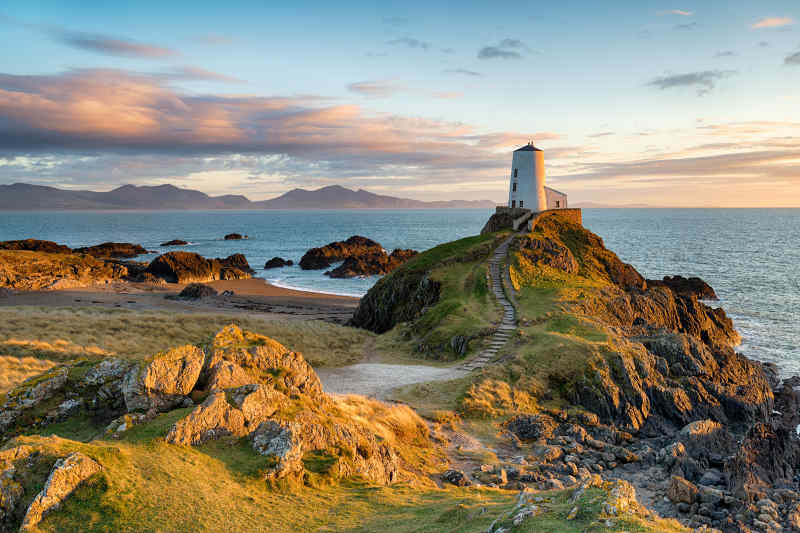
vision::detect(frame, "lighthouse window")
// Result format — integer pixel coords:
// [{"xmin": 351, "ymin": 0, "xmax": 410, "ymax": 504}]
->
[
  {"xmin": 511, "ymin": 200, "xmax": 516, "ymax": 208},
  {"xmin": 556, "ymin": 200, "xmax": 560, "ymax": 208},
  {"xmin": 519, "ymin": 201, "xmax": 524, "ymax": 208},
  {"xmin": 512, "ymin": 182, "xmax": 517, "ymax": 192},
  {"xmin": 513, "ymin": 168, "xmax": 518, "ymax": 178}
]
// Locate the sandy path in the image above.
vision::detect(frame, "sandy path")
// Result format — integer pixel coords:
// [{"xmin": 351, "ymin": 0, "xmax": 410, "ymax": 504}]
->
[{"xmin": 316, "ymin": 363, "xmax": 466, "ymax": 399}]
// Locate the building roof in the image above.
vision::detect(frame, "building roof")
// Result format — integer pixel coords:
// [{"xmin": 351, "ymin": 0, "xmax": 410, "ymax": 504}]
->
[
  {"xmin": 514, "ymin": 142, "xmax": 542, "ymax": 152},
  {"xmin": 545, "ymin": 185, "xmax": 567, "ymax": 196}
]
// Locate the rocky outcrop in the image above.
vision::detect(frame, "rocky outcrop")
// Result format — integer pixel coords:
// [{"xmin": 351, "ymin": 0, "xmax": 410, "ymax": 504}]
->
[
  {"xmin": 176, "ymin": 283, "xmax": 218, "ymax": 299},
  {"xmin": 123, "ymin": 345, "xmax": 205, "ymax": 412},
  {"xmin": 20, "ymin": 452, "xmax": 101, "ymax": 531},
  {"xmin": 325, "ymin": 248, "xmax": 418, "ymax": 278},
  {"xmin": 72, "ymin": 242, "xmax": 148, "ymax": 258},
  {"xmin": 647, "ymin": 275, "xmax": 718, "ymax": 300},
  {"xmin": 0, "ymin": 250, "xmax": 127, "ymax": 290},
  {"xmin": 0, "ymin": 239, "xmax": 71, "ymax": 254},
  {"xmin": 144, "ymin": 251, "xmax": 254, "ymax": 283},
  {"xmin": 299, "ymin": 236, "xmax": 383, "ymax": 270},
  {"xmin": 224, "ymin": 233, "xmax": 246, "ymax": 240},
  {"xmin": 513, "ymin": 236, "xmax": 578, "ymax": 274},
  {"xmin": 160, "ymin": 239, "xmax": 188, "ymax": 246},
  {"xmin": 264, "ymin": 257, "xmax": 293, "ymax": 269}
]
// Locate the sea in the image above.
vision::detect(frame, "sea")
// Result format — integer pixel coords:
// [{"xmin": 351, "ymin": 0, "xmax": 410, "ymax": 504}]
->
[{"xmin": 0, "ymin": 208, "xmax": 798, "ymax": 376}]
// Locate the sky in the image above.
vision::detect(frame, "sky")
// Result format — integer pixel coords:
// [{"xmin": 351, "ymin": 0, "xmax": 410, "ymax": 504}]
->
[{"xmin": 0, "ymin": 0, "xmax": 798, "ymax": 206}]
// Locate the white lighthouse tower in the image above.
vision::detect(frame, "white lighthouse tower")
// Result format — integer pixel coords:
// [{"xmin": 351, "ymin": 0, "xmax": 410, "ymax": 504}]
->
[{"xmin": 508, "ymin": 141, "xmax": 547, "ymax": 212}]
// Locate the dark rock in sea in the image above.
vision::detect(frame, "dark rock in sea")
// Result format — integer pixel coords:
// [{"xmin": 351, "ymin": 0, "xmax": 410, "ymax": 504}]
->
[
  {"xmin": 161, "ymin": 239, "xmax": 188, "ymax": 246},
  {"xmin": 145, "ymin": 251, "xmax": 255, "ymax": 283},
  {"xmin": 177, "ymin": 283, "xmax": 218, "ymax": 299},
  {"xmin": 224, "ymin": 233, "xmax": 246, "ymax": 240},
  {"xmin": 264, "ymin": 257, "xmax": 293, "ymax": 269},
  {"xmin": 0, "ymin": 239, "xmax": 71, "ymax": 254},
  {"xmin": 72, "ymin": 242, "xmax": 148, "ymax": 258},
  {"xmin": 325, "ymin": 248, "xmax": 418, "ymax": 278},
  {"xmin": 646, "ymin": 275, "xmax": 718, "ymax": 300},
  {"xmin": 299, "ymin": 236, "xmax": 383, "ymax": 270}
]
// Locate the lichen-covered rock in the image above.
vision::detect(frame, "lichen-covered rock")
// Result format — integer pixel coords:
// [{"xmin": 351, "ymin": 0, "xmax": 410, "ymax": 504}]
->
[
  {"xmin": 602, "ymin": 479, "xmax": 639, "ymax": 516},
  {"xmin": 123, "ymin": 345, "xmax": 204, "ymax": 412},
  {"xmin": 251, "ymin": 418, "xmax": 399, "ymax": 485},
  {"xmin": 441, "ymin": 469, "xmax": 471, "ymax": 487},
  {"xmin": 20, "ymin": 452, "xmax": 101, "ymax": 531},
  {"xmin": 0, "ymin": 367, "xmax": 69, "ymax": 434},
  {"xmin": 165, "ymin": 390, "xmax": 248, "ymax": 445}
]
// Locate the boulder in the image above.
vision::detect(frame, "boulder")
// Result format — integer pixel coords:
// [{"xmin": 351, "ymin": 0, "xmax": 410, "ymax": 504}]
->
[
  {"xmin": 325, "ymin": 248, "xmax": 418, "ymax": 278},
  {"xmin": 0, "ymin": 239, "xmax": 71, "ymax": 254},
  {"xmin": 145, "ymin": 251, "xmax": 254, "ymax": 283},
  {"xmin": 505, "ymin": 414, "xmax": 558, "ymax": 441},
  {"xmin": 160, "ymin": 239, "xmax": 188, "ymax": 246},
  {"xmin": 264, "ymin": 257, "xmax": 293, "ymax": 269},
  {"xmin": 0, "ymin": 366, "xmax": 69, "ymax": 434},
  {"xmin": 177, "ymin": 283, "xmax": 218, "ymax": 299},
  {"xmin": 224, "ymin": 233, "xmax": 246, "ymax": 240},
  {"xmin": 441, "ymin": 469, "xmax": 471, "ymax": 487},
  {"xmin": 20, "ymin": 452, "xmax": 102, "ymax": 531},
  {"xmin": 299, "ymin": 236, "xmax": 383, "ymax": 270},
  {"xmin": 646, "ymin": 275, "xmax": 718, "ymax": 300},
  {"xmin": 667, "ymin": 475, "xmax": 698, "ymax": 504},
  {"xmin": 123, "ymin": 345, "xmax": 204, "ymax": 412},
  {"xmin": 72, "ymin": 242, "xmax": 148, "ymax": 258},
  {"xmin": 677, "ymin": 419, "xmax": 734, "ymax": 461}
]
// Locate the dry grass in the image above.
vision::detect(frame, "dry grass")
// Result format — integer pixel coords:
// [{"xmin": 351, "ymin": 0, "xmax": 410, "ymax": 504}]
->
[
  {"xmin": 0, "ymin": 306, "xmax": 370, "ymax": 368},
  {"xmin": 0, "ymin": 355, "xmax": 58, "ymax": 395},
  {"xmin": 461, "ymin": 378, "xmax": 540, "ymax": 418}
]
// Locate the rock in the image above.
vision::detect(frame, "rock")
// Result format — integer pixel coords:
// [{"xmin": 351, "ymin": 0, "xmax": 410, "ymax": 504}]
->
[
  {"xmin": 123, "ymin": 345, "xmax": 205, "ymax": 412},
  {"xmin": 603, "ymin": 479, "xmax": 639, "ymax": 516},
  {"xmin": 513, "ymin": 236, "xmax": 579, "ymax": 274},
  {"xmin": 264, "ymin": 257, "xmax": 293, "ymax": 269},
  {"xmin": 299, "ymin": 236, "xmax": 383, "ymax": 270},
  {"xmin": 698, "ymin": 469, "xmax": 724, "ymax": 486},
  {"xmin": 145, "ymin": 251, "xmax": 254, "ymax": 283},
  {"xmin": 0, "ymin": 287, "xmax": 11, "ymax": 298},
  {"xmin": 505, "ymin": 414, "xmax": 558, "ymax": 441},
  {"xmin": 325, "ymin": 248, "xmax": 418, "ymax": 278},
  {"xmin": 161, "ymin": 239, "xmax": 188, "ymax": 246},
  {"xmin": 224, "ymin": 233, "xmax": 246, "ymax": 240},
  {"xmin": 72, "ymin": 242, "xmax": 147, "ymax": 258},
  {"xmin": 0, "ymin": 239, "xmax": 72, "ymax": 254},
  {"xmin": 441, "ymin": 469, "xmax": 471, "ymax": 487},
  {"xmin": 646, "ymin": 275, "xmax": 718, "ymax": 300},
  {"xmin": 678, "ymin": 419, "xmax": 734, "ymax": 461},
  {"xmin": 0, "ymin": 366, "xmax": 69, "ymax": 434},
  {"xmin": 165, "ymin": 388, "xmax": 268, "ymax": 445},
  {"xmin": 0, "ymin": 249, "xmax": 126, "ymax": 290},
  {"xmin": 667, "ymin": 475, "xmax": 698, "ymax": 504},
  {"xmin": 176, "ymin": 283, "xmax": 218, "ymax": 299},
  {"xmin": 20, "ymin": 452, "xmax": 102, "ymax": 531}
]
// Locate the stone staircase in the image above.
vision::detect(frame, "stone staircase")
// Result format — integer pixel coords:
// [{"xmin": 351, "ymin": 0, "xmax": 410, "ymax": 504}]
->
[{"xmin": 459, "ymin": 236, "xmax": 516, "ymax": 371}]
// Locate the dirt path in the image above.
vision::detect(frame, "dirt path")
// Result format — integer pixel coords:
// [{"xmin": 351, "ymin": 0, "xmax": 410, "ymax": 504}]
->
[{"xmin": 316, "ymin": 363, "xmax": 466, "ymax": 399}]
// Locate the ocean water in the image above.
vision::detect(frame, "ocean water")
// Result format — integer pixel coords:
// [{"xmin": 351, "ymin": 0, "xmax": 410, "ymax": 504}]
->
[{"xmin": 0, "ymin": 208, "xmax": 797, "ymax": 376}]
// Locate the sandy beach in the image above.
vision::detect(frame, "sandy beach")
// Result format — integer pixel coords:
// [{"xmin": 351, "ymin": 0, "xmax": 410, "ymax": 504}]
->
[{"xmin": 0, "ymin": 277, "xmax": 359, "ymax": 324}]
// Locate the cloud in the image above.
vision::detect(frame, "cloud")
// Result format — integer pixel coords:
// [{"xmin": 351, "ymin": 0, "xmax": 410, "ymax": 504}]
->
[
  {"xmin": 658, "ymin": 9, "xmax": 693, "ymax": 16},
  {"xmin": 714, "ymin": 50, "xmax": 737, "ymax": 57},
  {"xmin": 163, "ymin": 66, "xmax": 243, "ymax": 83},
  {"xmin": 381, "ymin": 16, "xmax": 409, "ymax": 27},
  {"xmin": 751, "ymin": 17, "xmax": 794, "ymax": 29},
  {"xmin": 646, "ymin": 70, "xmax": 736, "ymax": 95},
  {"xmin": 386, "ymin": 37, "xmax": 431, "ymax": 50},
  {"xmin": 53, "ymin": 30, "xmax": 177, "ymax": 58},
  {"xmin": 189, "ymin": 34, "xmax": 233, "ymax": 45},
  {"xmin": 758, "ymin": 41, "xmax": 770, "ymax": 47},
  {"xmin": 347, "ymin": 80, "xmax": 402, "ymax": 97},
  {"xmin": 477, "ymin": 38, "xmax": 529, "ymax": 60},
  {"xmin": 674, "ymin": 22, "xmax": 698, "ymax": 30},
  {"xmin": 786, "ymin": 51, "xmax": 800, "ymax": 65},
  {"xmin": 443, "ymin": 68, "xmax": 483, "ymax": 77}
]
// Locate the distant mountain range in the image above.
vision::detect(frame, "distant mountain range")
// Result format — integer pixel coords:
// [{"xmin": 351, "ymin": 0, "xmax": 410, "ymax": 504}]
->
[{"xmin": 0, "ymin": 183, "xmax": 497, "ymax": 210}]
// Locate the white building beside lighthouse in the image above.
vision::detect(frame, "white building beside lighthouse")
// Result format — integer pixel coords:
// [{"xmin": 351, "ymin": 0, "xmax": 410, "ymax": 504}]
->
[{"xmin": 508, "ymin": 142, "xmax": 567, "ymax": 211}]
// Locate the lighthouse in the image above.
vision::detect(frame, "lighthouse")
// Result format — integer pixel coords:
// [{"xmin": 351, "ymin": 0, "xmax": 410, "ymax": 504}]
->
[{"xmin": 508, "ymin": 141, "xmax": 547, "ymax": 212}]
